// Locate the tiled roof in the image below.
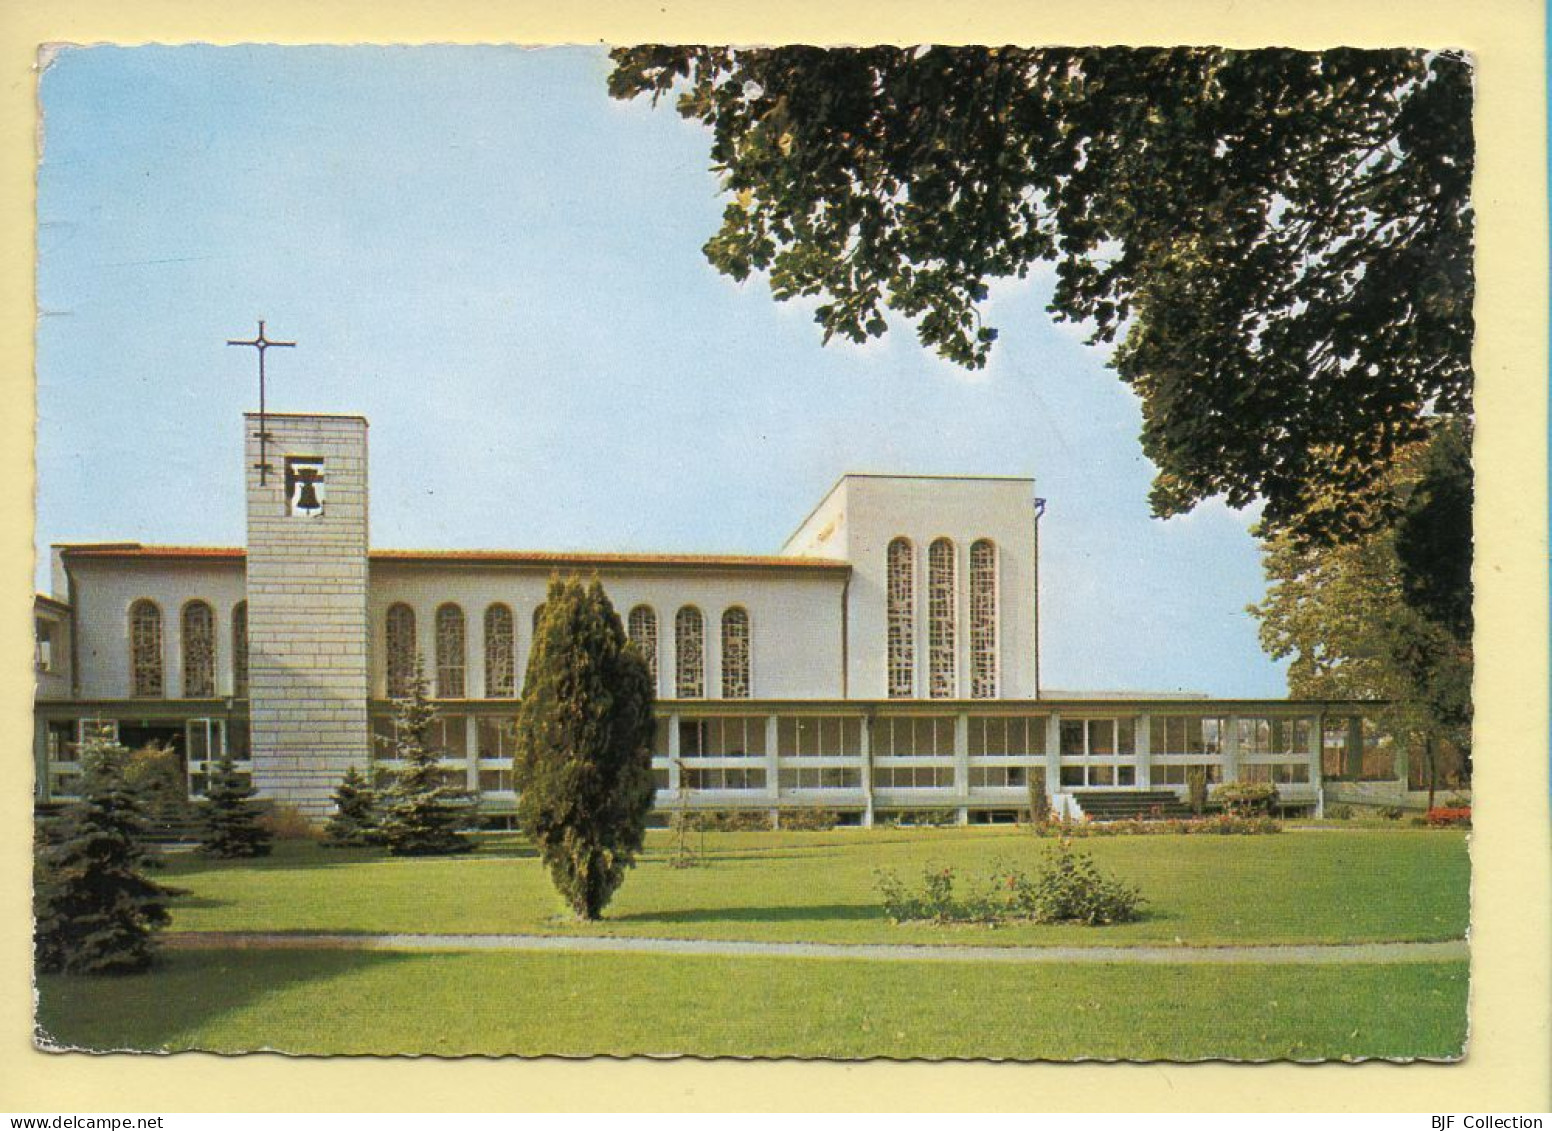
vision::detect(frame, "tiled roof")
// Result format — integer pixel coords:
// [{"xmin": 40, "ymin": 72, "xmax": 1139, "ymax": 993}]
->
[{"xmin": 57, "ymin": 543, "xmax": 849, "ymax": 572}]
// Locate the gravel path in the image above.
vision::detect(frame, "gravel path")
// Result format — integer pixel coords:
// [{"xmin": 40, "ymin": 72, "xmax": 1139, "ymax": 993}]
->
[{"xmin": 163, "ymin": 931, "xmax": 1467, "ymax": 965}]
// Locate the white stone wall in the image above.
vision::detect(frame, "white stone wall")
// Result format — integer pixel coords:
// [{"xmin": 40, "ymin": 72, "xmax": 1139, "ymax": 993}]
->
[
  {"xmin": 245, "ymin": 413, "xmax": 372, "ymax": 814},
  {"xmin": 367, "ymin": 564, "xmax": 847, "ymax": 701},
  {"xmin": 32, "ymin": 602, "xmax": 74, "ymax": 701},
  {"xmin": 783, "ymin": 483, "xmax": 850, "ymax": 561},
  {"xmin": 786, "ymin": 476, "xmax": 1039, "ymax": 700},
  {"xmin": 56, "ymin": 558, "xmax": 247, "ymax": 700}
]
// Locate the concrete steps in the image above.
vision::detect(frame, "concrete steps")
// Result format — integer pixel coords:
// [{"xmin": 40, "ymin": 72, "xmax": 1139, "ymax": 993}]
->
[{"xmin": 1072, "ymin": 789, "xmax": 1193, "ymax": 821}]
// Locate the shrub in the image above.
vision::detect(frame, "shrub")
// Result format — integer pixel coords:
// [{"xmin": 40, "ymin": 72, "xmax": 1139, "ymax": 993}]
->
[
  {"xmin": 777, "ymin": 808, "xmax": 837, "ymax": 832},
  {"xmin": 1026, "ymin": 769, "xmax": 1051, "ymax": 825},
  {"xmin": 1378, "ymin": 805, "xmax": 1406, "ymax": 821},
  {"xmin": 1424, "ymin": 806, "xmax": 1471, "ymax": 828},
  {"xmin": 1185, "ymin": 766, "xmax": 1209, "ymax": 815},
  {"xmin": 1031, "ymin": 813, "xmax": 1280, "ymax": 837},
  {"xmin": 258, "ymin": 802, "xmax": 321, "ymax": 842},
  {"xmin": 124, "ymin": 743, "xmax": 196, "ymax": 840},
  {"xmin": 1327, "ymin": 804, "xmax": 1354, "ymax": 820},
  {"xmin": 688, "ymin": 810, "xmax": 772, "ymax": 832},
  {"xmin": 34, "ymin": 739, "xmax": 176, "ymax": 975},
  {"xmin": 885, "ymin": 809, "xmax": 959, "ymax": 828},
  {"xmin": 1021, "ymin": 840, "xmax": 1146, "ymax": 925},
  {"xmin": 1212, "ymin": 782, "xmax": 1279, "ymax": 815},
  {"xmin": 874, "ymin": 842, "xmax": 1145, "ymax": 927}
]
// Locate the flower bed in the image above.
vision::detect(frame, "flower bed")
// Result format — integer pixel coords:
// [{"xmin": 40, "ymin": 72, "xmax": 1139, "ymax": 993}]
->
[
  {"xmin": 1032, "ymin": 813, "xmax": 1282, "ymax": 837},
  {"xmin": 1424, "ymin": 806, "xmax": 1471, "ymax": 828}
]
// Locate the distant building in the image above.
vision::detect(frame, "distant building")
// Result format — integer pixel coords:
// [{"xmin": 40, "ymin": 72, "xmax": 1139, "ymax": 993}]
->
[{"xmin": 34, "ymin": 410, "xmax": 1377, "ymax": 824}]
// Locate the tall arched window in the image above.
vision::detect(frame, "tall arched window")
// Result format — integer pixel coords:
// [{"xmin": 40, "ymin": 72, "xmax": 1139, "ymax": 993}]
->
[
  {"xmin": 484, "ymin": 603, "xmax": 516, "ymax": 698},
  {"xmin": 435, "ymin": 603, "xmax": 466, "ymax": 698},
  {"xmin": 129, "ymin": 599, "xmax": 164, "ymax": 698},
  {"xmin": 675, "ymin": 606, "xmax": 705, "ymax": 698},
  {"xmin": 181, "ymin": 600, "xmax": 215, "ymax": 698},
  {"xmin": 928, "ymin": 537, "xmax": 957, "ymax": 699},
  {"xmin": 721, "ymin": 607, "xmax": 751, "ymax": 699},
  {"xmin": 231, "ymin": 601, "xmax": 249, "ymax": 698},
  {"xmin": 386, "ymin": 603, "xmax": 416, "ymax": 697},
  {"xmin": 627, "ymin": 605, "xmax": 659, "ymax": 687},
  {"xmin": 970, "ymin": 539, "xmax": 998, "ymax": 699},
  {"xmin": 887, "ymin": 537, "xmax": 915, "ymax": 698}
]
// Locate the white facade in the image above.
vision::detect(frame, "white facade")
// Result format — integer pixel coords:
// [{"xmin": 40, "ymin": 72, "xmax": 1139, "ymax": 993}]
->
[
  {"xmin": 34, "ymin": 410, "xmax": 1363, "ymax": 821},
  {"xmin": 784, "ymin": 474, "xmax": 1040, "ymax": 700},
  {"xmin": 367, "ymin": 560, "xmax": 846, "ymax": 702}
]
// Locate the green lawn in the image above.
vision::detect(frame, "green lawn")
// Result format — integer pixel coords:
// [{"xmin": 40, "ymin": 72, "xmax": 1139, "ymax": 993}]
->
[
  {"xmin": 156, "ymin": 826, "xmax": 1470, "ymax": 947},
  {"xmin": 36, "ymin": 826, "xmax": 1469, "ymax": 1059},
  {"xmin": 35, "ymin": 948, "xmax": 1468, "ymax": 1061}
]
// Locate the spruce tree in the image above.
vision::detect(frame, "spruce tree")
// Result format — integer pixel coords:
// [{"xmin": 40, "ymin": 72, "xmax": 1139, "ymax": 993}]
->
[
  {"xmin": 376, "ymin": 657, "xmax": 476, "ymax": 856},
  {"xmin": 34, "ymin": 739, "xmax": 176, "ymax": 975},
  {"xmin": 197, "ymin": 748, "xmax": 273, "ymax": 858},
  {"xmin": 513, "ymin": 575, "xmax": 656, "ymax": 919},
  {"xmin": 323, "ymin": 765, "xmax": 381, "ymax": 848}
]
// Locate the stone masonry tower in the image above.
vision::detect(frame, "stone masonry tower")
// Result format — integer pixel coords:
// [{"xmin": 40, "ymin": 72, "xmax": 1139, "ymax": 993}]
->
[{"xmin": 244, "ymin": 412, "xmax": 372, "ymax": 816}]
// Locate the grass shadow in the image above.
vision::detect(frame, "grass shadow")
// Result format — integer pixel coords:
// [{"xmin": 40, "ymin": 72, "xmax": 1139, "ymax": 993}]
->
[
  {"xmin": 161, "ymin": 839, "xmax": 539, "ymax": 878},
  {"xmin": 35, "ymin": 946, "xmax": 411, "ymax": 1054},
  {"xmin": 609, "ymin": 902, "xmax": 881, "ymax": 927}
]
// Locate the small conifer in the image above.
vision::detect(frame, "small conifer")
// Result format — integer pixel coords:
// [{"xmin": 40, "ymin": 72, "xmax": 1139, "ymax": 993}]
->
[
  {"xmin": 376, "ymin": 657, "xmax": 476, "ymax": 856},
  {"xmin": 197, "ymin": 748, "xmax": 274, "ymax": 858},
  {"xmin": 34, "ymin": 739, "xmax": 176, "ymax": 975},
  {"xmin": 323, "ymin": 765, "xmax": 380, "ymax": 848}
]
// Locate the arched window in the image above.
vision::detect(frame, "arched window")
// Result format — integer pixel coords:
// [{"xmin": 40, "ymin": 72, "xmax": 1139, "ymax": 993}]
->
[
  {"xmin": 675, "ymin": 606, "xmax": 705, "ymax": 698},
  {"xmin": 887, "ymin": 537, "xmax": 915, "ymax": 698},
  {"xmin": 181, "ymin": 600, "xmax": 215, "ymax": 698},
  {"xmin": 928, "ymin": 537, "xmax": 957, "ymax": 699},
  {"xmin": 385, "ymin": 603, "xmax": 416, "ymax": 697},
  {"xmin": 129, "ymin": 599, "xmax": 164, "ymax": 698},
  {"xmin": 721, "ymin": 607, "xmax": 751, "ymax": 699},
  {"xmin": 231, "ymin": 601, "xmax": 249, "ymax": 698},
  {"xmin": 484, "ymin": 603, "xmax": 516, "ymax": 698},
  {"xmin": 627, "ymin": 605, "xmax": 659, "ymax": 687},
  {"xmin": 970, "ymin": 539, "xmax": 998, "ymax": 699},
  {"xmin": 435, "ymin": 603, "xmax": 466, "ymax": 698}
]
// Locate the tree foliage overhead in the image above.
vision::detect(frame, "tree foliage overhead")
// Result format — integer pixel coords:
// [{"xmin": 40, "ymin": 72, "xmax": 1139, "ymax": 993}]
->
[
  {"xmin": 513, "ymin": 575, "xmax": 657, "ymax": 920},
  {"xmin": 1250, "ymin": 418, "xmax": 1472, "ymax": 780},
  {"xmin": 608, "ymin": 46, "xmax": 1474, "ymax": 543}
]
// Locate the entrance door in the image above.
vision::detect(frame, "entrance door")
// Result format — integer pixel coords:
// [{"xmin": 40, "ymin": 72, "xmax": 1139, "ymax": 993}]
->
[{"xmin": 185, "ymin": 718, "xmax": 226, "ymax": 797}]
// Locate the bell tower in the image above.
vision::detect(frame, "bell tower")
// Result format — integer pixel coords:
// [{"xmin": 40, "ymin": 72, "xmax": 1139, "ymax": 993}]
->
[{"xmin": 243, "ymin": 411, "xmax": 372, "ymax": 816}]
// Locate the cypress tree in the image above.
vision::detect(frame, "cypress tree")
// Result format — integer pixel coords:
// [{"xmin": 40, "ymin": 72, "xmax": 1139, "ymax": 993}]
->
[
  {"xmin": 197, "ymin": 748, "xmax": 274, "ymax": 858},
  {"xmin": 376, "ymin": 657, "xmax": 476, "ymax": 856},
  {"xmin": 322, "ymin": 765, "xmax": 381, "ymax": 848},
  {"xmin": 34, "ymin": 739, "xmax": 176, "ymax": 975},
  {"xmin": 513, "ymin": 575, "xmax": 656, "ymax": 919}
]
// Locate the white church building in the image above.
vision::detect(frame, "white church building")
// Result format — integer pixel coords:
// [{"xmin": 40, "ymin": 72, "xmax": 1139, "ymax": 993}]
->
[{"xmin": 34, "ymin": 411, "xmax": 1380, "ymax": 825}]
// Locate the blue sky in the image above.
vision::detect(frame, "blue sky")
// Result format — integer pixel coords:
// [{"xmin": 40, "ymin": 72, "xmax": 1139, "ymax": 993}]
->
[{"xmin": 35, "ymin": 44, "xmax": 1287, "ymax": 697}]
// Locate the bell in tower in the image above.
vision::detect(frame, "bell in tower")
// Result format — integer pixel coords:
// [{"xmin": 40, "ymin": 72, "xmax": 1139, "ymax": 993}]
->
[{"xmin": 284, "ymin": 457, "xmax": 326, "ymax": 517}]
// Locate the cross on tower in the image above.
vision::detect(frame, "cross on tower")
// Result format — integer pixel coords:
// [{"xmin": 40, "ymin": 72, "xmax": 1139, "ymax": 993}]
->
[{"xmin": 227, "ymin": 320, "xmax": 296, "ymax": 485}]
